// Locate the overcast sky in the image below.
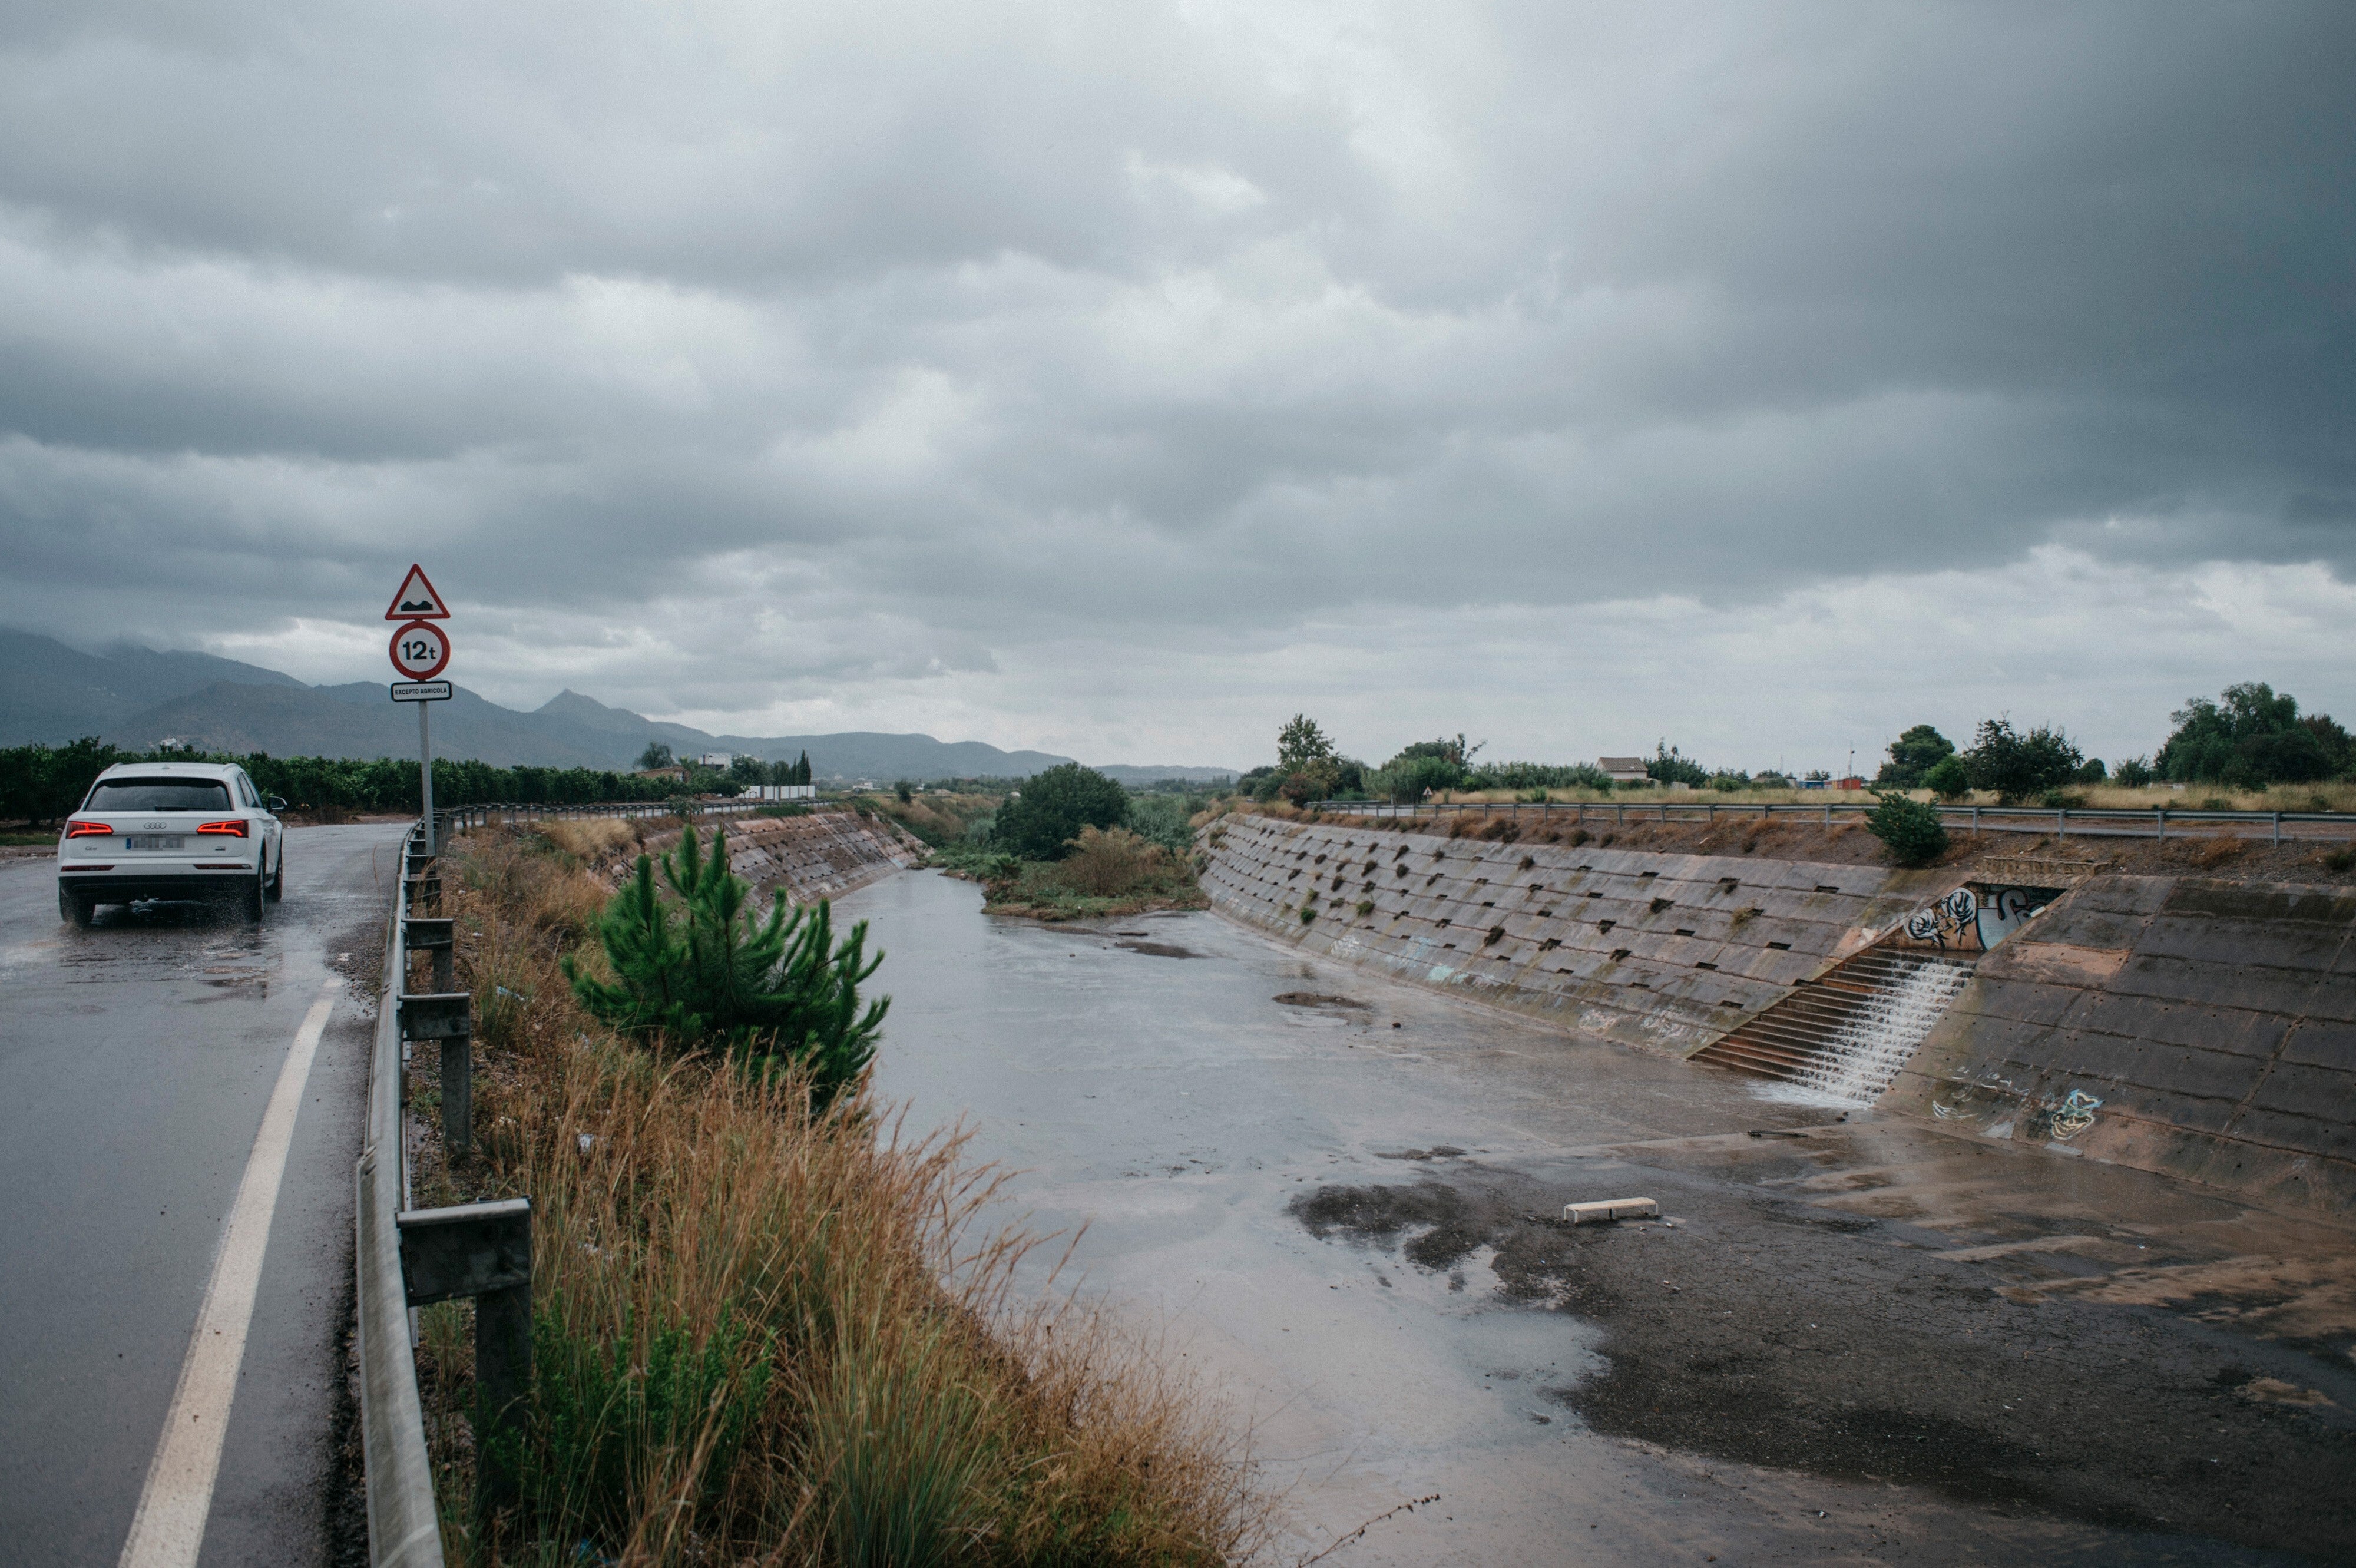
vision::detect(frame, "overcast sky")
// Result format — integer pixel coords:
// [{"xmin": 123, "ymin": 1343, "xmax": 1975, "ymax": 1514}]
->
[{"xmin": 2, "ymin": 1, "xmax": 2350, "ymax": 772}]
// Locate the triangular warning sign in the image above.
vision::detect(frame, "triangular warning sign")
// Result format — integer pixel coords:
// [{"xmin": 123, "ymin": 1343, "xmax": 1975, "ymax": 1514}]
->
[{"xmin": 384, "ymin": 564, "xmax": 451, "ymax": 621}]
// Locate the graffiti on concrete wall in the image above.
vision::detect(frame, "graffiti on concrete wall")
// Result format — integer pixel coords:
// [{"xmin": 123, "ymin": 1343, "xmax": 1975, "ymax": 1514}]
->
[
  {"xmin": 1892, "ymin": 884, "xmax": 2058, "ymax": 954},
  {"xmin": 1903, "ymin": 888, "xmax": 1981, "ymax": 951}
]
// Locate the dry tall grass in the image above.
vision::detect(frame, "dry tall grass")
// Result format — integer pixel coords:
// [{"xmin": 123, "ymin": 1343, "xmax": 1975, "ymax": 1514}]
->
[
  {"xmin": 1055, "ymin": 826, "xmax": 1167, "ymax": 897},
  {"xmin": 865, "ymin": 792, "xmax": 1002, "ymax": 849},
  {"xmin": 424, "ymin": 828, "xmax": 1262, "ymax": 1566},
  {"xmin": 542, "ymin": 815, "xmax": 643, "ymax": 861}
]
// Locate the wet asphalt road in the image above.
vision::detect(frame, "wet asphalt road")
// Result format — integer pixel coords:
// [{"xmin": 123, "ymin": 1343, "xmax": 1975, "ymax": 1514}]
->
[
  {"xmin": 0, "ymin": 826, "xmax": 401, "ymax": 1567},
  {"xmin": 852, "ymin": 869, "xmax": 2356, "ymax": 1567}
]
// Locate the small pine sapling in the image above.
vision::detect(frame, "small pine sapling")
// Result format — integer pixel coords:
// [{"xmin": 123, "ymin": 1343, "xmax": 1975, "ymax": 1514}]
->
[{"xmin": 564, "ymin": 822, "xmax": 889, "ymax": 1106}]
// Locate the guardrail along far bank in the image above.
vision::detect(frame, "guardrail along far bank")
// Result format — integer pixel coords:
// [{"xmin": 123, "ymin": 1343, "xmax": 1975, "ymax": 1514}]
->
[{"xmin": 1313, "ymin": 796, "xmax": 2356, "ymax": 844}]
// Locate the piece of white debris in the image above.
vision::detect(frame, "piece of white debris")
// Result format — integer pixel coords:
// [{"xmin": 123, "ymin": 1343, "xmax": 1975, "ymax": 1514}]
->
[
  {"xmin": 578, "ymin": 1133, "xmax": 597, "ymax": 1152},
  {"xmin": 1564, "ymin": 1197, "xmax": 1660, "ymax": 1225}
]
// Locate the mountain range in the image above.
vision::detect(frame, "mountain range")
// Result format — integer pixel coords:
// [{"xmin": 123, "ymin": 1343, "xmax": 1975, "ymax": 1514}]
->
[{"xmin": 0, "ymin": 629, "xmax": 1236, "ymax": 784}]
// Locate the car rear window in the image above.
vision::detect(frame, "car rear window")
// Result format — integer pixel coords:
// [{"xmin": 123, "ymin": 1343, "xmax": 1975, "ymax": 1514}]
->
[{"xmin": 84, "ymin": 779, "xmax": 234, "ymax": 812}]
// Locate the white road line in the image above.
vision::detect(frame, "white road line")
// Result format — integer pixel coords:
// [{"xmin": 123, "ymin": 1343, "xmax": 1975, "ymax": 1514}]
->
[{"xmin": 118, "ymin": 977, "xmax": 343, "ymax": 1568}]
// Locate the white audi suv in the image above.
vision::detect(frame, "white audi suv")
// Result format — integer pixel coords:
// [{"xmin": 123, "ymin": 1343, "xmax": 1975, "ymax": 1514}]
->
[{"xmin": 57, "ymin": 761, "xmax": 286, "ymax": 925}]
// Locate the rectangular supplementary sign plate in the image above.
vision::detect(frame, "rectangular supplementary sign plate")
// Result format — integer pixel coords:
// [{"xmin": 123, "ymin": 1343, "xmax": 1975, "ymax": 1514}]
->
[{"xmin": 389, "ymin": 680, "xmax": 452, "ymax": 703}]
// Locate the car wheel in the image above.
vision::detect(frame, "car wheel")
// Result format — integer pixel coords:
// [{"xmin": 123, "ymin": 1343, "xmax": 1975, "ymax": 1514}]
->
[
  {"xmin": 243, "ymin": 871, "xmax": 267, "ymax": 922},
  {"xmin": 59, "ymin": 886, "xmax": 93, "ymax": 927},
  {"xmin": 266, "ymin": 847, "xmax": 284, "ymax": 902}
]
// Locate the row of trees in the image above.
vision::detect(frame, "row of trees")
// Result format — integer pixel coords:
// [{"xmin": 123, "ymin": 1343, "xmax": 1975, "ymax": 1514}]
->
[
  {"xmin": 634, "ymin": 743, "xmax": 816, "ymax": 786},
  {"xmin": 1871, "ymin": 684, "xmax": 2356, "ymax": 800},
  {"xmin": 1, "ymin": 738, "xmax": 670, "ymax": 825},
  {"xmin": 1237, "ymin": 681, "xmax": 2355, "ymax": 809},
  {"xmin": 1235, "ymin": 719, "xmax": 1623, "ymax": 805}
]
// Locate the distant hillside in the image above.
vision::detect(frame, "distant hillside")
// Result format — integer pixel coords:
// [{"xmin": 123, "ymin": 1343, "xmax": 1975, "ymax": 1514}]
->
[
  {"xmin": 4, "ymin": 627, "xmax": 1238, "ymax": 782},
  {"xmin": 0, "ymin": 628, "xmax": 303, "ymax": 746}
]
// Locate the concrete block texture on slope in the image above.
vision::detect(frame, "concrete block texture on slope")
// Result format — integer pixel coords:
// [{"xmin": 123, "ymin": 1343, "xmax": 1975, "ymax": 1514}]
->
[
  {"xmin": 1196, "ymin": 812, "xmax": 1955, "ymax": 1057},
  {"xmin": 1885, "ymin": 874, "xmax": 2356, "ymax": 1213},
  {"xmin": 617, "ymin": 810, "xmax": 925, "ymax": 907}
]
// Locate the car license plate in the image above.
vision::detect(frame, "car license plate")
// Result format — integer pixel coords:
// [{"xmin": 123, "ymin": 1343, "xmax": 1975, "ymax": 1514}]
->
[{"xmin": 125, "ymin": 835, "xmax": 186, "ymax": 851}]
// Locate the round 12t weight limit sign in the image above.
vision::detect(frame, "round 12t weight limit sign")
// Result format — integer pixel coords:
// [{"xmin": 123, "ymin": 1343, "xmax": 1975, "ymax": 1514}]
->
[{"xmin": 389, "ymin": 618, "xmax": 452, "ymax": 680}]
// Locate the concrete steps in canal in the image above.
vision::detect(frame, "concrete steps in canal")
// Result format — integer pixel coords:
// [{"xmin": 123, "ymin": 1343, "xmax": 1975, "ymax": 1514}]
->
[{"xmin": 1690, "ymin": 945, "xmax": 1977, "ymax": 1100}]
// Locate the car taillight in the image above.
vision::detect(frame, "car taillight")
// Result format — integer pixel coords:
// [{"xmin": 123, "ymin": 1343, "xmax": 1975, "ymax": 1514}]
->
[
  {"xmin": 66, "ymin": 820, "xmax": 113, "ymax": 837},
  {"xmin": 198, "ymin": 820, "xmax": 249, "ymax": 837}
]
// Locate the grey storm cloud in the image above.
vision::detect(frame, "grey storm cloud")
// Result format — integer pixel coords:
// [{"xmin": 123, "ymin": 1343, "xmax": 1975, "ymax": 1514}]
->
[{"xmin": 0, "ymin": 0, "xmax": 2350, "ymax": 756}]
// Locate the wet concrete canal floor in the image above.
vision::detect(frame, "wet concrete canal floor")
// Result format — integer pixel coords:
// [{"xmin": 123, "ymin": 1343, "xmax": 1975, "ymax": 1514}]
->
[{"xmin": 848, "ymin": 870, "xmax": 2356, "ymax": 1565}]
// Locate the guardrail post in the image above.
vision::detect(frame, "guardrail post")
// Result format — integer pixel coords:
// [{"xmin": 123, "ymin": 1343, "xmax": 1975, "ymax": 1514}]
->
[
  {"xmin": 399, "ymin": 992, "xmax": 474, "ymax": 1157},
  {"xmin": 403, "ymin": 846, "xmax": 441, "ymax": 914},
  {"xmin": 2274, "ymin": 811, "xmax": 2282, "ymax": 846},
  {"xmin": 406, "ymin": 917, "xmax": 455, "ymax": 992},
  {"xmin": 1971, "ymin": 805, "xmax": 1980, "ymax": 836},
  {"xmin": 2059, "ymin": 807, "xmax": 2068, "ymax": 839},
  {"xmin": 396, "ymin": 1197, "xmax": 531, "ymax": 1509}
]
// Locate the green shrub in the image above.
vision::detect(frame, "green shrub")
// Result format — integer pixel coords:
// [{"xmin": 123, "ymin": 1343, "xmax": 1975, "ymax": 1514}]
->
[
  {"xmin": 562, "ymin": 822, "xmax": 888, "ymax": 1104},
  {"xmin": 1922, "ymin": 755, "xmax": 1971, "ymax": 800},
  {"xmin": 991, "ymin": 764, "xmax": 1127, "ymax": 861},
  {"xmin": 1124, "ymin": 793, "xmax": 1200, "ymax": 855},
  {"xmin": 1646, "ymin": 742, "xmax": 1710, "ymax": 787},
  {"xmin": 1874, "ymin": 725, "xmax": 1956, "ymax": 789},
  {"xmin": 2156, "ymin": 682, "xmax": 2354, "ymax": 786},
  {"xmin": 1964, "ymin": 718, "xmax": 2084, "ymax": 805},
  {"xmin": 1866, "ymin": 790, "xmax": 1949, "ymax": 866}
]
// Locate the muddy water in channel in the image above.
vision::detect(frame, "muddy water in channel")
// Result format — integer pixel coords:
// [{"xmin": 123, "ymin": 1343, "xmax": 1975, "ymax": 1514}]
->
[{"xmin": 848, "ymin": 870, "xmax": 2355, "ymax": 1566}]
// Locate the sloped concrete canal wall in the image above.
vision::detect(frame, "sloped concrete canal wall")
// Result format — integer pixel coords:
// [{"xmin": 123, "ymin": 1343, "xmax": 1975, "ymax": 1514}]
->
[
  {"xmin": 608, "ymin": 810, "xmax": 924, "ymax": 905},
  {"xmin": 1203, "ymin": 813, "xmax": 2356, "ymax": 1213},
  {"xmin": 1884, "ymin": 875, "xmax": 2356, "ymax": 1212},
  {"xmin": 1199, "ymin": 812, "xmax": 1953, "ymax": 1056}
]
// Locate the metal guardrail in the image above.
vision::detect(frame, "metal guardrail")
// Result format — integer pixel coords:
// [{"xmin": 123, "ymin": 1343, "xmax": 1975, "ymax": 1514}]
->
[
  {"xmin": 356, "ymin": 796, "xmax": 778, "ymax": 1562},
  {"xmin": 436, "ymin": 797, "xmax": 765, "ymax": 835},
  {"xmin": 357, "ymin": 820, "xmax": 441, "ymax": 1568},
  {"xmin": 1308, "ymin": 796, "xmax": 2356, "ymax": 845}
]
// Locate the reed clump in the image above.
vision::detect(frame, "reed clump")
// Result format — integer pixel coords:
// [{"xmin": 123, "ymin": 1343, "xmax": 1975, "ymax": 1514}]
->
[
  {"xmin": 541, "ymin": 815, "xmax": 643, "ymax": 861},
  {"xmin": 424, "ymin": 827, "xmax": 1260, "ymax": 1566}
]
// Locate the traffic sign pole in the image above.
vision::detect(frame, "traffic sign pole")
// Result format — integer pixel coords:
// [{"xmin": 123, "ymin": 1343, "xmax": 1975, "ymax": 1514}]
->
[
  {"xmin": 420, "ymin": 698, "xmax": 436, "ymax": 854},
  {"xmin": 385, "ymin": 573, "xmax": 454, "ymax": 852}
]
